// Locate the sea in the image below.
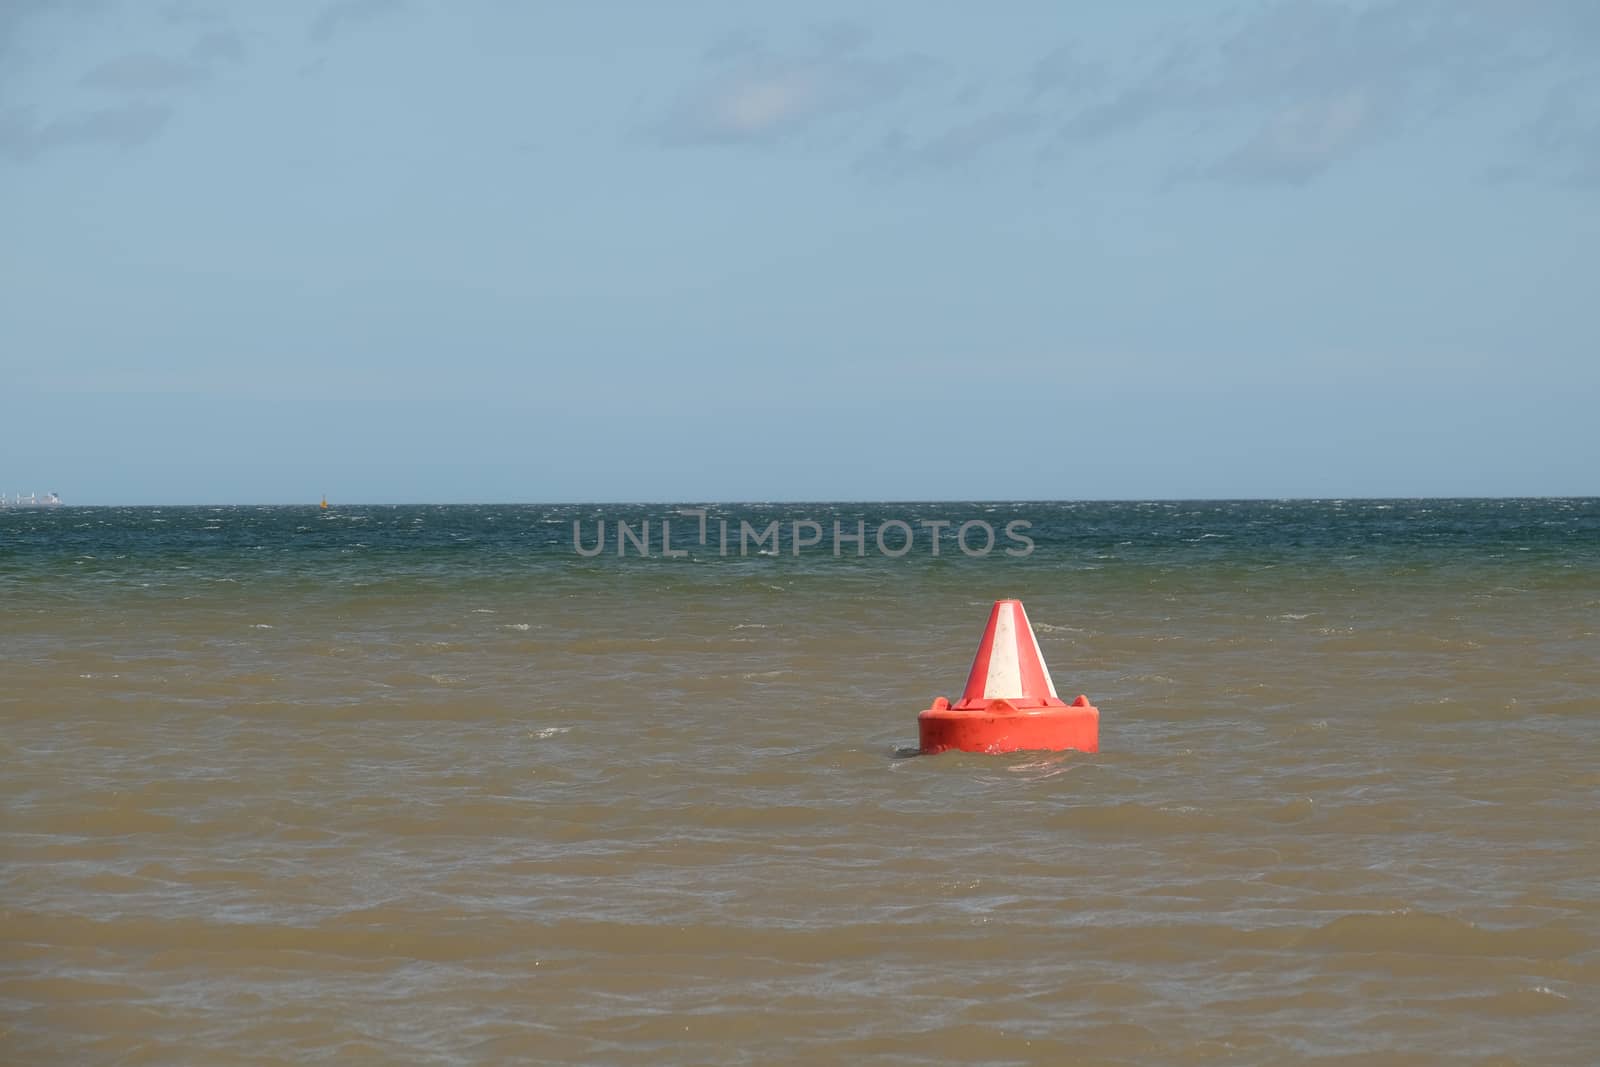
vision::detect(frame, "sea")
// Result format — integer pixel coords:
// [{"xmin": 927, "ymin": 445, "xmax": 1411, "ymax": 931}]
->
[{"xmin": 2, "ymin": 499, "xmax": 1596, "ymax": 1065}]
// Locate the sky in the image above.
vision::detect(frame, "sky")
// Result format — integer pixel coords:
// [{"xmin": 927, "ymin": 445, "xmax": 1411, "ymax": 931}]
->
[{"xmin": 2, "ymin": 0, "xmax": 1597, "ymax": 504}]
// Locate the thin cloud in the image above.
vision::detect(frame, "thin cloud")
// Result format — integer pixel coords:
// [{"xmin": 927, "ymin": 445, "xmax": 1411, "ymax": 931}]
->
[
  {"xmin": 1052, "ymin": 0, "xmax": 1587, "ymax": 186},
  {"xmin": 0, "ymin": 0, "xmax": 54, "ymax": 55},
  {"xmin": 190, "ymin": 29, "xmax": 247, "ymax": 66},
  {"xmin": 81, "ymin": 53, "xmax": 207, "ymax": 92},
  {"xmin": 656, "ymin": 26, "xmax": 939, "ymax": 147},
  {"xmin": 308, "ymin": 0, "xmax": 407, "ymax": 44},
  {"xmin": 2, "ymin": 5, "xmax": 183, "ymax": 162},
  {"xmin": 655, "ymin": 3, "xmax": 1597, "ymax": 186},
  {"xmin": 1213, "ymin": 90, "xmax": 1377, "ymax": 185},
  {"xmin": 1026, "ymin": 45, "xmax": 1100, "ymax": 101},
  {"xmin": 1528, "ymin": 76, "xmax": 1600, "ymax": 187},
  {"xmin": 0, "ymin": 102, "xmax": 173, "ymax": 162},
  {"xmin": 0, "ymin": 0, "xmax": 64, "ymax": 108},
  {"xmin": 5, "ymin": 18, "xmax": 249, "ymax": 164},
  {"xmin": 861, "ymin": 111, "xmax": 1040, "ymax": 176}
]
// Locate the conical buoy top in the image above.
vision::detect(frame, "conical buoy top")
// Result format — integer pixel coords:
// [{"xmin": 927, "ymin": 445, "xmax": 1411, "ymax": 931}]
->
[
  {"xmin": 955, "ymin": 598, "xmax": 1065, "ymax": 710},
  {"xmin": 919, "ymin": 598, "xmax": 1100, "ymax": 755}
]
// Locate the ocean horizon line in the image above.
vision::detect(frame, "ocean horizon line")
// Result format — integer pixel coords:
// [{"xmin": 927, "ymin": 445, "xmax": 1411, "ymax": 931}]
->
[{"xmin": 16, "ymin": 494, "xmax": 1599, "ymax": 509}]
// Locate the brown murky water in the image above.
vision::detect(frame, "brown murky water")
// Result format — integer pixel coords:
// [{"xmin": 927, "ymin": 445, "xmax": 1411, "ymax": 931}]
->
[{"xmin": 3, "ymin": 502, "xmax": 1597, "ymax": 1063}]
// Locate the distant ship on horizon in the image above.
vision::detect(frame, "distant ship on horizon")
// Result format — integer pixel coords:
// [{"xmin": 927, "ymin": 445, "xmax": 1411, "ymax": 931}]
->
[{"xmin": 1, "ymin": 492, "xmax": 63, "ymax": 507}]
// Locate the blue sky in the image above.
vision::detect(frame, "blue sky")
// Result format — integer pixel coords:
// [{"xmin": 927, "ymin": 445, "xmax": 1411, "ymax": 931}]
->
[{"xmin": 2, "ymin": 0, "xmax": 1596, "ymax": 504}]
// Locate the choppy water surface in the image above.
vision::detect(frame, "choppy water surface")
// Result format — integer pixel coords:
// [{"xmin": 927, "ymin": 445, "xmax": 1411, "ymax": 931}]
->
[{"xmin": 2, "ymin": 500, "xmax": 1597, "ymax": 1064}]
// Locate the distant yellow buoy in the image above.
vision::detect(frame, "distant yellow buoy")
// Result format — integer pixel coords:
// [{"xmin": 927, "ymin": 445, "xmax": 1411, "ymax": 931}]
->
[{"xmin": 320, "ymin": 495, "xmax": 329, "ymax": 510}]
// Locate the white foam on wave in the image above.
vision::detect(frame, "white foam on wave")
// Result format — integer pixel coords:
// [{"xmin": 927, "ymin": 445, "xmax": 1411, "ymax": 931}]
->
[
  {"xmin": 504, "ymin": 623, "xmax": 531, "ymax": 631},
  {"xmin": 1006, "ymin": 755, "xmax": 1075, "ymax": 779}
]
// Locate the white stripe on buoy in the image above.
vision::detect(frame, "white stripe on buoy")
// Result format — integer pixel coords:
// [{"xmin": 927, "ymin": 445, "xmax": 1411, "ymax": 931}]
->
[{"xmin": 983, "ymin": 602, "xmax": 1023, "ymax": 698}]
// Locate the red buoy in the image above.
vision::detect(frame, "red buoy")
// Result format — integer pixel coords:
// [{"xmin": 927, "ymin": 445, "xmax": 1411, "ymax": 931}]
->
[{"xmin": 918, "ymin": 599, "xmax": 1099, "ymax": 755}]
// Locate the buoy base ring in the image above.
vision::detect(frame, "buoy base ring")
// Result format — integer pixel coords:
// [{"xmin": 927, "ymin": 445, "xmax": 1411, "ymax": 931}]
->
[{"xmin": 918, "ymin": 700, "xmax": 1099, "ymax": 755}]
